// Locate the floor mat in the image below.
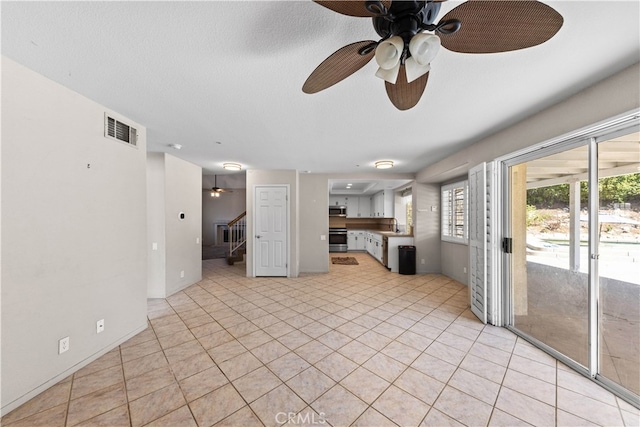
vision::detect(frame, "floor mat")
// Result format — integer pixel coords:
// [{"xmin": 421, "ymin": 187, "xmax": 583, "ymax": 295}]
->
[{"xmin": 331, "ymin": 257, "xmax": 359, "ymax": 265}]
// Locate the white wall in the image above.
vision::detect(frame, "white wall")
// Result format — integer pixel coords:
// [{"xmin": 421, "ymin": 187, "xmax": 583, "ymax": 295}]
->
[
  {"xmin": 441, "ymin": 242, "xmax": 469, "ymax": 284},
  {"xmin": 417, "ymin": 63, "xmax": 640, "ymax": 185},
  {"xmin": 147, "ymin": 153, "xmax": 166, "ymax": 297},
  {"xmin": 299, "ymin": 174, "xmax": 329, "ymax": 273},
  {"xmin": 246, "ymin": 170, "xmax": 299, "ymax": 277},
  {"xmin": 164, "ymin": 154, "xmax": 202, "ymax": 296},
  {"xmin": 1, "ymin": 58, "xmax": 148, "ymax": 414},
  {"xmin": 412, "ymin": 182, "xmax": 441, "ymax": 274},
  {"xmin": 147, "ymin": 153, "xmax": 202, "ymax": 298}
]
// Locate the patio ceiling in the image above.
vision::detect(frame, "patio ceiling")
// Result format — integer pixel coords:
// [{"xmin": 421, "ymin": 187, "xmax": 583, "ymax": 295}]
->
[{"xmin": 526, "ymin": 131, "xmax": 640, "ymax": 188}]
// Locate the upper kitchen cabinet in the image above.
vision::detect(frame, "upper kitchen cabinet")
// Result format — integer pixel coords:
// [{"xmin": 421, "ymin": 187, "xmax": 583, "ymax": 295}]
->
[
  {"xmin": 330, "ymin": 196, "xmax": 348, "ymax": 206},
  {"xmin": 347, "ymin": 196, "xmax": 371, "ymax": 218},
  {"xmin": 328, "ymin": 178, "xmax": 413, "ymax": 219},
  {"xmin": 371, "ymin": 190, "xmax": 394, "ymax": 218}
]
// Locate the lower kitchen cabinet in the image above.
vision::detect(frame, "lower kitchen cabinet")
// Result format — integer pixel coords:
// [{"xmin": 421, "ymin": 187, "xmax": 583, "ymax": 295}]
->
[
  {"xmin": 366, "ymin": 232, "xmax": 383, "ymax": 263},
  {"xmin": 347, "ymin": 230, "xmax": 366, "ymax": 251},
  {"xmin": 363, "ymin": 231, "xmax": 414, "ymax": 272}
]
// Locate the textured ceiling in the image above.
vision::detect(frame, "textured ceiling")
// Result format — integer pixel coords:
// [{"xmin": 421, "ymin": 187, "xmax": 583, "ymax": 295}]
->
[{"xmin": 2, "ymin": 1, "xmax": 639, "ymax": 177}]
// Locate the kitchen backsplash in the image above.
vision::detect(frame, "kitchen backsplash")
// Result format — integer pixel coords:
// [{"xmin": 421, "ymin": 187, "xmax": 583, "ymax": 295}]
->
[{"xmin": 329, "ymin": 217, "xmax": 400, "ymax": 231}]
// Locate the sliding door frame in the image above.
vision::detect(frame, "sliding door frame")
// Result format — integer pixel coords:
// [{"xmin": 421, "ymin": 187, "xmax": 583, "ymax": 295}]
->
[{"xmin": 496, "ymin": 110, "xmax": 640, "ymax": 408}]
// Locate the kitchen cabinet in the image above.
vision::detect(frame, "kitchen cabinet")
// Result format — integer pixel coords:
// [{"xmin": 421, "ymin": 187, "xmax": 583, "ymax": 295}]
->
[
  {"xmin": 363, "ymin": 230, "xmax": 414, "ymax": 271},
  {"xmin": 347, "ymin": 230, "xmax": 365, "ymax": 251},
  {"xmin": 371, "ymin": 190, "xmax": 394, "ymax": 218},
  {"xmin": 366, "ymin": 232, "xmax": 383, "ymax": 263},
  {"xmin": 330, "ymin": 196, "xmax": 348, "ymax": 207},
  {"xmin": 347, "ymin": 197, "xmax": 371, "ymax": 218}
]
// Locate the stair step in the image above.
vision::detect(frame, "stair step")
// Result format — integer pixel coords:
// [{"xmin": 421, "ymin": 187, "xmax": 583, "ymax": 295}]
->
[{"xmin": 226, "ymin": 249, "xmax": 246, "ymax": 265}]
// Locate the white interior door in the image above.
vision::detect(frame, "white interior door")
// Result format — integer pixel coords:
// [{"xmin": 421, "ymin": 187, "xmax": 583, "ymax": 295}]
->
[{"xmin": 254, "ymin": 186, "xmax": 288, "ymax": 277}]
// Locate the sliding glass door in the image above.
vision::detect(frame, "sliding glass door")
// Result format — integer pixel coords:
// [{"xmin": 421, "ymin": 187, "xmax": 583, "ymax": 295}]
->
[
  {"xmin": 504, "ymin": 123, "xmax": 639, "ymax": 403},
  {"xmin": 597, "ymin": 135, "xmax": 640, "ymax": 396},
  {"xmin": 509, "ymin": 144, "xmax": 590, "ymax": 367}
]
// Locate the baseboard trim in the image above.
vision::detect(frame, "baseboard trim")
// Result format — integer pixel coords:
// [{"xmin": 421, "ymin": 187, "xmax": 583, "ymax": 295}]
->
[{"xmin": 1, "ymin": 323, "xmax": 147, "ymax": 417}]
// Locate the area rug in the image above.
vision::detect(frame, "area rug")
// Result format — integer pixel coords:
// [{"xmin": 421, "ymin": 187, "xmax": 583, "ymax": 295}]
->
[{"xmin": 331, "ymin": 257, "xmax": 359, "ymax": 265}]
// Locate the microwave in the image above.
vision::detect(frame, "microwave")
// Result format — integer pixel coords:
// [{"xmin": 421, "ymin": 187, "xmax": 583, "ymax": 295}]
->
[{"xmin": 329, "ymin": 206, "xmax": 347, "ymax": 217}]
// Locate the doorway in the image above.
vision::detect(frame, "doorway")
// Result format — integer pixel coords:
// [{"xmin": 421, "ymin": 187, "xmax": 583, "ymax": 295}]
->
[
  {"xmin": 254, "ymin": 185, "xmax": 288, "ymax": 277},
  {"xmin": 504, "ymin": 124, "xmax": 639, "ymax": 404}
]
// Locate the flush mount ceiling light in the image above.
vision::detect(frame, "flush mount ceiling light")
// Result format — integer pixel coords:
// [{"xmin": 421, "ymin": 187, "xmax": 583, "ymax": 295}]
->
[
  {"xmin": 375, "ymin": 160, "xmax": 394, "ymax": 169},
  {"xmin": 303, "ymin": 0, "xmax": 563, "ymax": 110},
  {"xmin": 169, "ymin": 144, "xmax": 182, "ymax": 150},
  {"xmin": 223, "ymin": 162, "xmax": 242, "ymax": 171}
]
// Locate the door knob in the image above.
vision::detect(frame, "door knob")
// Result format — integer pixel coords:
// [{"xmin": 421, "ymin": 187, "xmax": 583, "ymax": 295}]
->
[{"xmin": 256, "ymin": 235, "xmax": 262, "ymax": 239}]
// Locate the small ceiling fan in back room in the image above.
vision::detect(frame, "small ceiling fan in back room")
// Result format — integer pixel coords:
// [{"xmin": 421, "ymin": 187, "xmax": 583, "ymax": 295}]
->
[
  {"xmin": 302, "ymin": 0, "xmax": 563, "ymax": 110},
  {"xmin": 205, "ymin": 175, "xmax": 233, "ymax": 198}
]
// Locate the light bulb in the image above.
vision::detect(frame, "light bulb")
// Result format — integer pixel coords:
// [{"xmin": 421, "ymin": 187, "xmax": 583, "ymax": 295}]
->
[{"xmin": 375, "ymin": 36, "xmax": 404, "ymax": 84}]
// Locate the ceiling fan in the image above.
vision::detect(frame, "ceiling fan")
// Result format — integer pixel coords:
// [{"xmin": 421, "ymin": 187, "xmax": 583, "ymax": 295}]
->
[
  {"xmin": 205, "ymin": 175, "xmax": 233, "ymax": 197},
  {"xmin": 302, "ymin": 0, "xmax": 563, "ymax": 110}
]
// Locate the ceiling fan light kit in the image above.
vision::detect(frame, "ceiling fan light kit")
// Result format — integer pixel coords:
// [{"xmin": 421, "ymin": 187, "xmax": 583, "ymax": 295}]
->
[
  {"xmin": 206, "ymin": 174, "xmax": 234, "ymax": 196},
  {"xmin": 303, "ymin": 0, "xmax": 563, "ymax": 110}
]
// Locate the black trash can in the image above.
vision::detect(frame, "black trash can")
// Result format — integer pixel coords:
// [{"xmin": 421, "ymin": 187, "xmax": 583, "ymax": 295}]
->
[{"xmin": 398, "ymin": 245, "xmax": 416, "ymax": 275}]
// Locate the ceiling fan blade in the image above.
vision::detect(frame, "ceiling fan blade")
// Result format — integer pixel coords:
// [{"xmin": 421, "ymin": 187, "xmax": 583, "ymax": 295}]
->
[
  {"xmin": 303, "ymin": 40, "xmax": 376, "ymax": 94},
  {"xmin": 314, "ymin": 1, "xmax": 392, "ymax": 17},
  {"xmin": 438, "ymin": 0, "xmax": 563, "ymax": 54},
  {"xmin": 385, "ymin": 65, "xmax": 429, "ymax": 110}
]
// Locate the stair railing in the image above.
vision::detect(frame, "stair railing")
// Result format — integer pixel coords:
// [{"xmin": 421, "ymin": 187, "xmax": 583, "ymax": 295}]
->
[{"xmin": 228, "ymin": 211, "xmax": 246, "ymax": 257}]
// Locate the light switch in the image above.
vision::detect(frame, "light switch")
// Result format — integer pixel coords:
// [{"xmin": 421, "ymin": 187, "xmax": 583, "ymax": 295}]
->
[
  {"xmin": 196, "ymin": 237, "xmax": 200, "ymax": 244},
  {"xmin": 152, "ymin": 242, "xmax": 158, "ymax": 250},
  {"xmin": 320, "ymin": 235, "xmax": 326, "ymax": 241}
]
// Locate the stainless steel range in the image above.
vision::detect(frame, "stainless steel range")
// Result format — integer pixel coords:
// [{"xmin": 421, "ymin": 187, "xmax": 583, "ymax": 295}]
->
[{"xmin": 329, "ymin": 228, "xmax": 348, "ymax": 252}]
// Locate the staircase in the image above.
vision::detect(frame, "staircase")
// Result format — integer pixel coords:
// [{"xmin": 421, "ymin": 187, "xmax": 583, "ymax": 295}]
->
[{"xmin": 226, "ymin": 211, "xmax": 246, "ymax": 265}]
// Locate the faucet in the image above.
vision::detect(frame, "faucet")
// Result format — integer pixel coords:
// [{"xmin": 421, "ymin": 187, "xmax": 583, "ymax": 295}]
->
[{"xmin": 390, "ymin": 218, "xmax": 399, "ymax": 233}]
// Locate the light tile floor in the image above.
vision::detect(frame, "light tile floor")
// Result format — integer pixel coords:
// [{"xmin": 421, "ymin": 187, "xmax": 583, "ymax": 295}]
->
[{"xmin": 3, "ymin": 253, "xmax": 639, "ymax": 426}]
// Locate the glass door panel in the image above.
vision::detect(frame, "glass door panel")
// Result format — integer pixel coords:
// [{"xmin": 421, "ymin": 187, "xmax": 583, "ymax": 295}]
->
[
  {"xmin": 597, "ymin": 133, "xmax": 640, "ymax": 395},
  {"xmin": 510, "ymin": 145, "xmax": 590, "ymax": 366}
]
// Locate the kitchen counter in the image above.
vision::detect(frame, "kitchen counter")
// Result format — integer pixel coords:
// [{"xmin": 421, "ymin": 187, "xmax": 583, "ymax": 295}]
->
[
  {"xmin": 376, "ymin": 231, "xmax": 413, "ymax": 238},
  {"xmin": 349, "ymin": 229, "xmax": 414, "ymax": 273}
]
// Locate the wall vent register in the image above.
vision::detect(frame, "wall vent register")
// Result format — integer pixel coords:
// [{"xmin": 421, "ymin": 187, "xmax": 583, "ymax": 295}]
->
[{"xmin": 104, "ymin": 113, "xmax": 137, "ymax": 147}]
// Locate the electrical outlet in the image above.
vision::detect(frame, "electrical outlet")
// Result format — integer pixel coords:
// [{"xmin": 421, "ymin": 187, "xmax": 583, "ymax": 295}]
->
[
  {"xmin": 97, "ymin": 319, "xmax": 105, "ymax": 334},
  {"xmin": 196, "ymin": 237, "xmax": 200, "ymax": 244},
  {"xmin": 152, "ymin": 242, "xmax": 158, "ymax": 251},
  {"xmin": 421, "ymin": 259, "xmax": 425, "ymax": 265},
  {"xmin": 463, "ymin": 267, "xmax": 467, "ymax": 273},
  {"xmin": 180, "ymin": 270, "xmax": 185, "ymax": 278},
  {"xmin": 59, "ymin": 337, "xmax": 70, "ymax": 354}
]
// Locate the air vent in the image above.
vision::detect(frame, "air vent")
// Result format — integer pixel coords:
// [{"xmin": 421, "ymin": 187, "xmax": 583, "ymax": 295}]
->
[{"xmin": 104, "ymin": 114, "xmax": 137, "ymax": 147}]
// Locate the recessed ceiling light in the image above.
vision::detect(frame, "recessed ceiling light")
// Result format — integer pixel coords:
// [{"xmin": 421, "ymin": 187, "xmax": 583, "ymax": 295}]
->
[
  {"xmin": 375, "ymin": 160, "xmax": 394, "ymax": 169},
  {"xmin": 223, "ymin": 162, "xmax": 242, "ymax": 171}
]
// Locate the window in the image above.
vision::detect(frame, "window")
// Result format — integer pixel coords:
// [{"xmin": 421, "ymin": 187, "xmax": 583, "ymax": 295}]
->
[
  {"xmin": 441, "ymin": 180, "xmax": 468, "ymax": 243},
  {"xmin": 402, "ymin": 188, "xmax": 413, "ymax": 231}
]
